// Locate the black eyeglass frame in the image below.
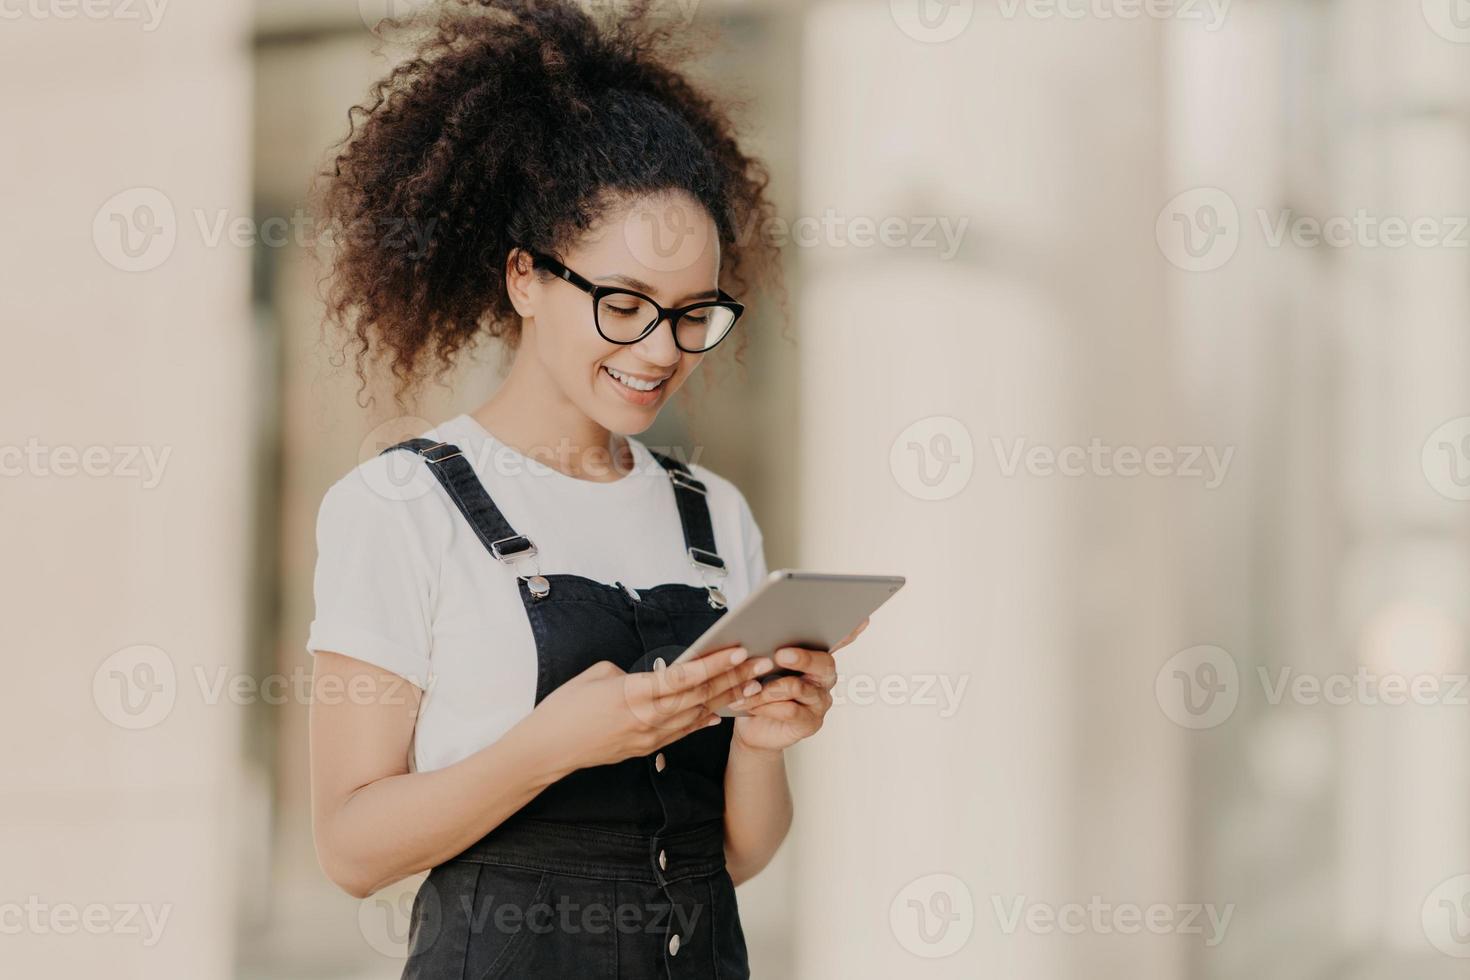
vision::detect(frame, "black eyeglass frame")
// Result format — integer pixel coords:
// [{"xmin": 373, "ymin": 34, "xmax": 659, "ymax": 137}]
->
[{"xmin": 527, "ymin": 250, "xmax": 745, "ymax": 354}]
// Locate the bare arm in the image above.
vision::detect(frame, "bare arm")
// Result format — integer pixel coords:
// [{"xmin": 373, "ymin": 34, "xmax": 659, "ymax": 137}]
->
[
  {"xmin": 722, "ymin": 740, "xmax": 793, "ymax": 885},
  {"xmin": 309, "ymin": 647, "xmax": 765, "ymax": 898},
  {"xmin": 307, "ymin": 652, "xmax": 570, "ymax": 898}
]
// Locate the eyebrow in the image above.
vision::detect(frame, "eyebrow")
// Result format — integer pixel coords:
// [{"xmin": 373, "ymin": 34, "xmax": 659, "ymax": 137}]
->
[{"xmin": 598, "ymin": 272, "xmax": 720, "ymax": 305}]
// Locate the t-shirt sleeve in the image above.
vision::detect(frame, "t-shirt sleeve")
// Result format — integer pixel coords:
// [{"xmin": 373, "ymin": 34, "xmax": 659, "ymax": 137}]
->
[
  {"xmin": 305, "ymin": 475, "xmax": 436, "ymax": 689},
  {"xmin": 736, "ymin": 489, "xmax": 768, "ymax": 594}
]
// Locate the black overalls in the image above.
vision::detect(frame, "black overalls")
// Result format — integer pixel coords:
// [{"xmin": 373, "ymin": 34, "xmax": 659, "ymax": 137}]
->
[{"xmin": 383, "ymin": 438, "xmax": 751, "ymax": 980}]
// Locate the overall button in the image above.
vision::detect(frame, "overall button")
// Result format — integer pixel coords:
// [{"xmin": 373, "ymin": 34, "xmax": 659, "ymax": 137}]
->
[
  {"xmin": 658, "ymin": 849, "xmax": 668, "ymax": 870},
  {"xmin": 668, "ymin": 933, "xmax": 681, "ymax": 956},
  {"xmin": 654, "ymin": 751, "xmax": 666, "ymax": 772}
]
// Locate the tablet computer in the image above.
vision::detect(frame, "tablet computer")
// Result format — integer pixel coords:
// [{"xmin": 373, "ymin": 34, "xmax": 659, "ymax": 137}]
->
[{"xmin": 673, "ymin": 570, "xmax": 907, "ymax": 716}]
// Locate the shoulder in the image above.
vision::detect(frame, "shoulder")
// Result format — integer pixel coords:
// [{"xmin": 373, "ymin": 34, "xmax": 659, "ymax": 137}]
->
[
  {"xmin": 632, "ymin": 440, "xmax": 746, "ymax": 506},
  {"xmin": 314, "ymin": 427, "xmax": 462, "ymax": 548},
  {"xmin": 633, "ymin": 442, "xmax": 764, "ymax": 545},
  {"xmin": 672, "ymin": 453, "xmax": 768, "ymax": 579},
  {"xmin": 685, "ymin": 459, "xmax": 749, "ymax": 515}
]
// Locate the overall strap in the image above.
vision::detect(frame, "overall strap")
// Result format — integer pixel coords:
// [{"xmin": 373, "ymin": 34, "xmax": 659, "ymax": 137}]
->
[
  {"xmin": 380, "ymin": 438, "xmax": 549, "ymax": 595},
  {"xmin": 648, "ymin": 449, "xmax": 729, "ymax": 609}
]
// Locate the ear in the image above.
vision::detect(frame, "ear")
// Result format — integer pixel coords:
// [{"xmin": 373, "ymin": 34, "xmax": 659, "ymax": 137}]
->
[{"xmin": 504, "ymin": 248, "xmax": 537, "ymax": 318}]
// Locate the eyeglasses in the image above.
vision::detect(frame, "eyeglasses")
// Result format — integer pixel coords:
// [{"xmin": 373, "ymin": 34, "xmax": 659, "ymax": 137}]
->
[{"xmin": 528, "ymin": 251, "xmax": 744, "ymax": 354}]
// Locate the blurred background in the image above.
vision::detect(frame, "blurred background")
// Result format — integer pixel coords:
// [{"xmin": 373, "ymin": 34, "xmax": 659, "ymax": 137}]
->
[{"xmin": 6, "ymin": 0, "xmax": 1470, "ymax": 977}]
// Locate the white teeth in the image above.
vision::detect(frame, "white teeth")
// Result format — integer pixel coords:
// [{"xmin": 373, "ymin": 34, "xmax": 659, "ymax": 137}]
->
[{"xmin": 605, "ymin": 366, "xmax": 664, "ymax": 392}]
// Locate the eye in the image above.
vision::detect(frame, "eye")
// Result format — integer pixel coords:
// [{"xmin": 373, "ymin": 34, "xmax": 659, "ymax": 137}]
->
[
  {"xmin": 606, "ymin": 304, "xmax": 641, "ymax": 317},
  {"xmin": 684, "ymin": 311, "xmax": 710, "ymax": 325}
]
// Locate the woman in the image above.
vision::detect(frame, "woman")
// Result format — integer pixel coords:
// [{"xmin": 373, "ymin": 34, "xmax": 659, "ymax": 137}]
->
[{"xmin": 304, "ymin": 2, "xmax": 865, "ymax": 978}]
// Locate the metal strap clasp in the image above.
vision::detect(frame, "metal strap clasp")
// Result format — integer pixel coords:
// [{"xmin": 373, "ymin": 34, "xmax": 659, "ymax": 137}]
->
[
  {"xmin": 668, "ymin": 470, "xmax": 707, "ymax": 495},
  {"xmin": 688, "ymin": 546, "xmax": 726, "ymax": 573},
  {"xmin": 489, "ymin": 535, "xmax": 550, "ymax": 598},
  {"xmin": 688, "ymin": 547, "xmax": 728, "ymax": 609},
  {"xmin": 417, "ymin": 441, "xmax": 464, "ymax": 464},
  {"xmin": 490, "ymin": 534, "xmax": 537, "ymax": 562}
]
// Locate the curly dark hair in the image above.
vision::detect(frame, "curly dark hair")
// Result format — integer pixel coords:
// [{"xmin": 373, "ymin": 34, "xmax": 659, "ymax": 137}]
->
[{"xmin": 309, "ymin": 0, "xmax": 783, "ymax": 401}]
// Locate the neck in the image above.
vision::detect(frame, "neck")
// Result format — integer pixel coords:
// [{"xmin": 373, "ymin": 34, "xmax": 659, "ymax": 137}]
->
[{"xmin": 471, "ymin": 332, "xmax": 633, "ymax": 483}]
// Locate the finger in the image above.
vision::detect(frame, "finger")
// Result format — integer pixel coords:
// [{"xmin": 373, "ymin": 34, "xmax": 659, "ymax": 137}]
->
[
  {"xmin": 634, "ymin": 648, "xmax": 744, "ymax": 717},
  {"xmin": 771, "ymin": 648, "xmax": 837, "ymax": 689},
  {"xmin": 660, "ymin": 654, "xmax": 775, "ymax": 712},
  {"xmin": 627, "ymin": 698, "xmax": 703, "ymax": 738},
  {"xmin": 652, "ymin": 646, "xmax": 750, "ymax": 698},
  {"xmin": 665, "ymin": 702, "xmax": 711, "ymax": 729},
  {"xmin": 743, "ymin": 698, "xmax": 806, "ymax": 722},
  {"xmin": 730, "ymin": 676, "xmax": 824, "ymax": 711},
  {"xmin": 657, "ymin": 709, "xmax": 724, "ymax": 748},
  {"xmin": 648, "ymin": 654, "xmax": 777, "ymax": 718},
  {"xmin": 832, "ymin": 617, "xmax": 870, "ymax": 653},
  {"xmin": 625, "ymin": 667, "xmax": 722, "ymax": 729},
  {"xmin": 730, "ymin": 674, "xmax": 807, "ymax": 707},
  {"xmin": 701, "ymin": 657, "xmax": 780, "ymax": 710}
]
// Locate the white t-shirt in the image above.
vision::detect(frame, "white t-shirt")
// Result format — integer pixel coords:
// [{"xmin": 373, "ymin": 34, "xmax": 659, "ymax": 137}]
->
[{"xmin": 306, "ymin": 413, "xmax": 767, "ymax": 774}]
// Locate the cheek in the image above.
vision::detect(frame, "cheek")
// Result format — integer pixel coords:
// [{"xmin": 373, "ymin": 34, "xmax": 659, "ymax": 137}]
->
[
  {"xmin": 668, "ymin": 353, "xmax": 704, "ymax": 389},
  {"xmin": 539, "ymin": 301, "xmax": 610, "ymax": 378}
]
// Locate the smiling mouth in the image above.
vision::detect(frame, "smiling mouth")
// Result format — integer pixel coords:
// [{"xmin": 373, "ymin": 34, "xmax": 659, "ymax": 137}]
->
[{"xmin": 603, "ymin": 365, "xmax": 670, "ymax": 393}]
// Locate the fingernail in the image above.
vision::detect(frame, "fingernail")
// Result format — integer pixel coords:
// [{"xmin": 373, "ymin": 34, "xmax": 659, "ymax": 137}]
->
[
  {"xmin": 729, "ymin": 647, "xmax": 748, "ymax": 665},
  {"xmin": 752, "ymin": 659, "xmax": 774, "ymax": 675},
  {"xmin": 777, "ymin": 649, "xmax": 799, "ymax": 665},
  {"xmin": 706, "ymin": 715, "xmax": 722, "ymax": 726},
  {"xmin": 742, "ymin": 680, "xmax": 762, "ymax": 697},
  {"xmin": 729, "ymin": 697, "xmax": 746, "ymax": 708}
]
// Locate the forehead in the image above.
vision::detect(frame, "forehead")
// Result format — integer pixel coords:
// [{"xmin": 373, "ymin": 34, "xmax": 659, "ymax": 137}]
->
[{"xmin": 569, "ymin": 190, "xmax": 722, "ymax": 299}]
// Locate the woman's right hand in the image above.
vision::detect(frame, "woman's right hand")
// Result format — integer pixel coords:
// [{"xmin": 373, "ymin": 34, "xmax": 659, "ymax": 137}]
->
[{"xmin": 526, "ymin": 647, "xmax": 773, "ymax": 773}]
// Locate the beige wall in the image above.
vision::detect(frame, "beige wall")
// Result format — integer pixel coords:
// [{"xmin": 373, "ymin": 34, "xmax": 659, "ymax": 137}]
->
[
  {"xmin": 790, "ymin": 4, "xmax": 1181, "ymax": 977},
  {"xmin": 0, "ymin": 3, "xmax": 254, "ymax": 978}
]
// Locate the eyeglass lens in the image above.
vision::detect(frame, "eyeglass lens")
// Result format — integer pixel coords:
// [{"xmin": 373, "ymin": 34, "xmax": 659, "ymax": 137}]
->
[{"xmin": 595, "ymin": 293, "xmax": 737, "ymax": 351}]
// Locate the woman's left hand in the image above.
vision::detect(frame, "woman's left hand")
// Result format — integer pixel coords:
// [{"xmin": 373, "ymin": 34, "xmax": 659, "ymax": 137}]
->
[{"xmin": 729, "ymin": 617, "xmax": 870, "ymax": 754}]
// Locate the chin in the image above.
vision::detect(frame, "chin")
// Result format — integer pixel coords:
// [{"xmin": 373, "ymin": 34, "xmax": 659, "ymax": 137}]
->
[{"xmin": 599, "ymin": 407, "xmax": 659, "ymax": 436}]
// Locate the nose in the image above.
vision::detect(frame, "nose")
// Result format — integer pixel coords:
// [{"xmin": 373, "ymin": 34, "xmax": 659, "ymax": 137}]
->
[{"xmin": 629, "ymin": 316, "xmax": 683, "ymax": 367}]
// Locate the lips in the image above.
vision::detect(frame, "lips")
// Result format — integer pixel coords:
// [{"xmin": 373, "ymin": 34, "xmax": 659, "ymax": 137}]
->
[
  {"xmin": 602, "ymin": 365, "xmax": 669, "ymax": 406},
  {"xmin": 604, "ymin": 365, "xmax": 671, "ymax": 390}
]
